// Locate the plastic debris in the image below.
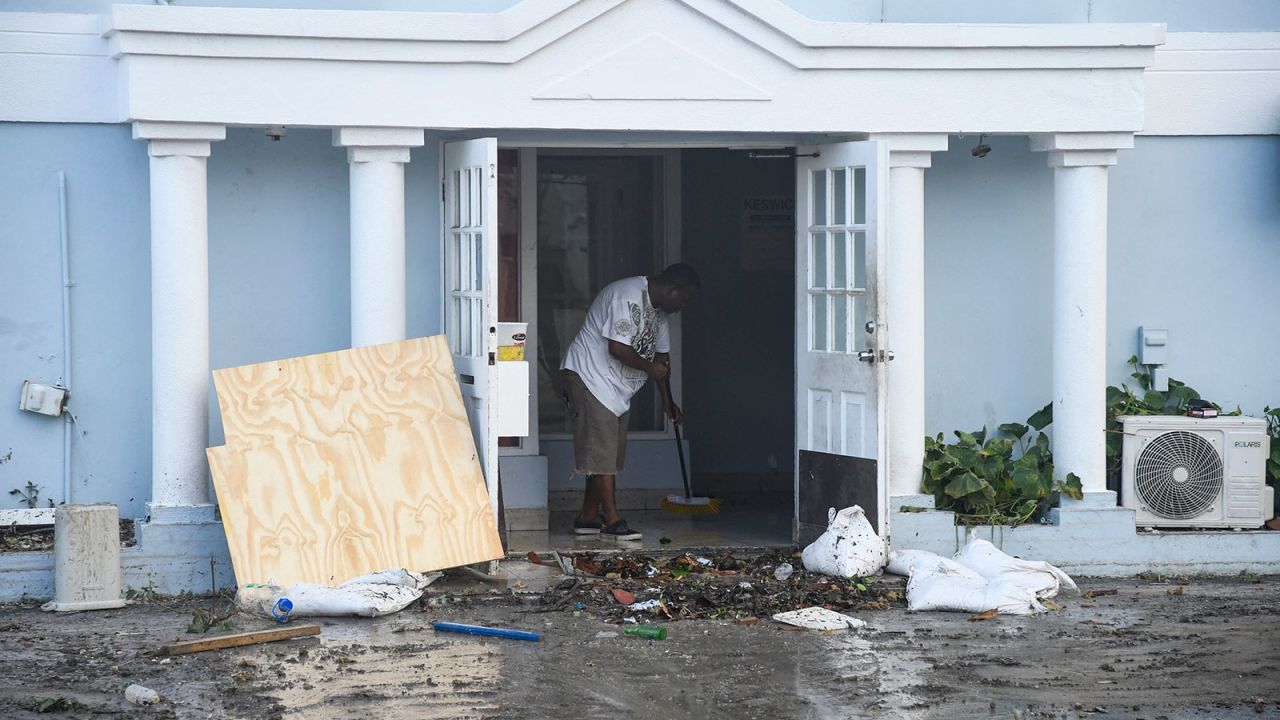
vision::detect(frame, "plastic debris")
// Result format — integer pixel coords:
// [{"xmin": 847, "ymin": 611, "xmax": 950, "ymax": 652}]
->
[
  {"xmin": 773, "ymin": 563, "xmax": 794, "ymax": 582},
  {"xmin": 432, "ymin": 622, "xmax": 540, "ymax": 642},
  {"xmin": 629, "ymin": 599, "xmax": 664, "ymax": 612},
  {"xmin": 624, "ymin": 625, "xmax": 667, "ymax": 640},
  {"xmin": 772, "ymin": 607, "xmax": 866, "ymax": 631},
  {"xmin": 595, "ymin": 631, "xmax": 619, "ymax": 638},
  {"xmin": 238, "ymin": 569, "xmax": 440, "ymax": 619},
  {"xmin": 124, "ymin": 684, "xmax": 159, "ymax": 705}
]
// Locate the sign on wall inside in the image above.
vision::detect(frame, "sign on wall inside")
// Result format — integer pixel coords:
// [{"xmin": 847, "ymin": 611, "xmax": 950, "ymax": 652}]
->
[{"xmin": 740, "ymin": 196, "xmax": 794, "ymax": 273}]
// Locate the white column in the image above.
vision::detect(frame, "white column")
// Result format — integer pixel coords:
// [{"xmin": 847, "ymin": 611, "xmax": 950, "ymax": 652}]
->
[
  {"xmin": 333, "ymin": 128, "xmax": 425, "ymax": 348},
  {"xmin": 872, "ymin": 134, "xmax": 949, "ymax": 498},
  {"xmin": 133, "ymin": 122, "xmax": 225, "ymax": 518},
  {"xmin": 1032, "ymin": 133, "xmax": 1132, "ymax": 503}
]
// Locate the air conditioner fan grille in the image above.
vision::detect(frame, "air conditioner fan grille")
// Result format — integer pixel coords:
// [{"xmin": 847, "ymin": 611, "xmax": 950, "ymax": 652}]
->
[{"xmin": 1134, "ymin": 430, "xmax": 1223, "ymax": 519}]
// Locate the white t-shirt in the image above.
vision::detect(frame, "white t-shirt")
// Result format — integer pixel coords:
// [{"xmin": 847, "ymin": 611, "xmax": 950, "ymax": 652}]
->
[{"xmin": 561, "ymin": 276, "xmax": 671, "ymax": 417}]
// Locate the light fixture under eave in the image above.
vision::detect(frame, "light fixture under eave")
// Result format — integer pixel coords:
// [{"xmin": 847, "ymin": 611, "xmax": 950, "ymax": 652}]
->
[
  {"xmin": 265, "ymin": 126, "xmax": 287, "ymax": 141},
  {"xmin": 970, "ymin": 134, "xmax": 991, "ymax": 158}
]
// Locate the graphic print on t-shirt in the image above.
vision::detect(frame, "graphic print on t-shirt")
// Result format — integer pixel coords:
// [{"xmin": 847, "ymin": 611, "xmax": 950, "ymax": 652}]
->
[{"xmin": 618, "ymin": 289, "xmax": 660, "ymax": 389}]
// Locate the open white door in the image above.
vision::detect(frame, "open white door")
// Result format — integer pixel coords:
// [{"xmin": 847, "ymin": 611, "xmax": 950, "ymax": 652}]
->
[
  {"xmin": 794, "ymin": 141, "xmax": 889, "ymax": 543},
  {"xmin": 443, "ymin": 138, "xmax": 500, "ymax": 519}
]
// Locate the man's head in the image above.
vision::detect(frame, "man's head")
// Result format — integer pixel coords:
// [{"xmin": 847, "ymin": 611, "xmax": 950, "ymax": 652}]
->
[{"xmin": 649, "ymin": 263, "xmax": 701, "ymax": 313}]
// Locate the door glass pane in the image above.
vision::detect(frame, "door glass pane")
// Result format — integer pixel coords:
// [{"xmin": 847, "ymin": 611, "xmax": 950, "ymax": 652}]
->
[
  {"xmin": 811, "ymin": 232, "xmax": 827, "ymax": 289},
  {"xmin": 451, "ymin": 170, "xmax": 461, "ymax": 229},
  {"xmin": 472, "ymin": 165, "xmax": 484, "ymax": 228},
  {"xmin": 853, "ymin": 294, "xmax": 867, "ymax": 351},
  {"xmin": 853, "ymin": 167, "xmax": 866, "ymax": 225},
  {"xmin": 537, "ymin": 154, "xmax": 664, "ymax": 433},
  {"xmin": 812, "ymin": 170, "xmax": 827, "ymax": 226},
  {"xmin": 473, "ymin": 298, "xmax": 483, "ymax": 357},
  {"xmin": 853, "ymin": 231, "xmax": 866, "ymax": 290},
  {"xmin": 833, "ymin": 294, "xmax": 848, "ymax": 353},
  {"xmin": 473, "ymin": 231, "xmax": 484, "ymax": 293},
  {"xmin": 497, "ymin": 149, "xmax": 520, "ymax": 322},
  {"xmin": 448, "ymin": 233, "xmax": 461, "ymax": 291},
  {"xmin": 461, "ymin": 297, "xmax": 472, "ymax": 356},
  {"xmin": 832, "ymin": 169, "xmax": 847, "ymax": 225},
  {"xmin": 832, "ymin": 231, "xmax": 847, "ymax": 289},
  {"xmin": 461, "ymin": 168, "xmax": 472, "ymax": 228},
  {"xmin": 811, "ymin": 294, "xmax": 828, "ymax": 351}
]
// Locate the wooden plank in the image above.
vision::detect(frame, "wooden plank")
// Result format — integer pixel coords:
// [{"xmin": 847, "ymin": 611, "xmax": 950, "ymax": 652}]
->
[
  {"xmin": 208, "ymin": 335, "xmax": 502, "ymax": 587},
  {"xmin": 154, "ymin": 624, "xmax": 321, "ymax": 656}
]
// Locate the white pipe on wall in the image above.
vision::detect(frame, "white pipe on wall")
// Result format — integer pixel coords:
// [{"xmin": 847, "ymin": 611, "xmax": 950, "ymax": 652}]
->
[{"xmin": 57, "ymin": 170, "xmax": 72, "ymax": 506}]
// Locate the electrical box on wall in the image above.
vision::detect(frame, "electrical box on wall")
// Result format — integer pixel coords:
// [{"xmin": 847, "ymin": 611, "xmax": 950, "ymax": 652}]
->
[
  {"xmin": 19, "ymin": 381, "xmax": 68, "ymax": 417},
  {"xmin": 1139, "ymin": 327, "xmax": 1168, "ymax": 366}
]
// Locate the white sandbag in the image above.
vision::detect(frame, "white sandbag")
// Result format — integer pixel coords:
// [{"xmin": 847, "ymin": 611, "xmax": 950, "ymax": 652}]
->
[
  {"xmin": 886, "ymin": 549, "xmax": 983, "ymax": 582},
  {"xmin": 953, "ymin": 532, "xmax": 1077, "ymax": 598},
  {"xmin": 905, "ymin": 566, "xmax": 1046, "ymax": 615},
  {"xmin": 772, "ymin": 607, "xmax": 866, "ymax": 631},
  {"xmin": 237, "ymin": 569, "xmax": 440, "ymax": 619},
  {"xmin": 982, "ymin": 577, "xmax": 1048, "ymax": 616},
  {"xmin": 801, "ymin": 506, "xmax": 887, "ymax": 578},
  {"xmin": 905, "ymin": 565, "xmax": 990, "ymax": 613}
]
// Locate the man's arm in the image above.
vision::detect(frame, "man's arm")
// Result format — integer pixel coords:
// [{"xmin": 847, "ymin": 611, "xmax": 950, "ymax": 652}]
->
[
  {"xmin": 607, "ymin": 340, "xmax": 667, "ymax": 381},
  {"xmin": 653, "ymin": 351, "xmax": 683, "ymax": 425}
]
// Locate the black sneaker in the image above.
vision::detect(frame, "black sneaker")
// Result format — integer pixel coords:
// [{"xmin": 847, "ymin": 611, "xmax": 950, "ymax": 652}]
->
[
  {"xmin": 573, "ymin": 516, "xmax": 603, "ymax": 535},
  {"xmin": 601, "ymin": 519, "xmax": 642, "ymax": 541}
]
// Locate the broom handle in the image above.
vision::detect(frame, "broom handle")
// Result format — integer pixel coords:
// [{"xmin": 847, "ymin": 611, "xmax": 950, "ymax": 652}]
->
[{"xmin": 663, "ymin": 377, "xmax": 692, "ymax": 499}]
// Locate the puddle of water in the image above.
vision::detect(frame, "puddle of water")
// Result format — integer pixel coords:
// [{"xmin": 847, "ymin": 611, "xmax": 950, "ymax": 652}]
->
[{"xmin": 263, "ymin": 621, "xmax": 529, "ymax": 719}]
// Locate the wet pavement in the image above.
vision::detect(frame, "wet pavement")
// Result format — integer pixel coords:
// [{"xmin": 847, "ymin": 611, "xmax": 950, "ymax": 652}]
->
[
  {"xmin": 507, "ymin": 508, "xmax": 793, "ymax": 555},
  {"xmin": 0, "ymin": 570, "xmax": 1276, "ymax": 719}
]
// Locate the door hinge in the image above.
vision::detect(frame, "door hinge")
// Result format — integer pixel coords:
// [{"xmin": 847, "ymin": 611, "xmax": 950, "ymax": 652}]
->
[{"xmin": 488, "ymin": 351, "xmax": 496, "ymax": 366}]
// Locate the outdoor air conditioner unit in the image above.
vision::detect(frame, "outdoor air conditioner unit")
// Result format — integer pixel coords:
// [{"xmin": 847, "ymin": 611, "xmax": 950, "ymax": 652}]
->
[{"xmin": 1120, "ymin": 415, "xmax": 1270, "ymax": 529}]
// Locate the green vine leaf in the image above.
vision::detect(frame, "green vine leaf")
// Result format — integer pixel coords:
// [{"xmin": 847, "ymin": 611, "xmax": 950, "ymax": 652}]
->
[{"xmin": 1061, "ymin": 473, "xmax": 1084, "ymax": 500}]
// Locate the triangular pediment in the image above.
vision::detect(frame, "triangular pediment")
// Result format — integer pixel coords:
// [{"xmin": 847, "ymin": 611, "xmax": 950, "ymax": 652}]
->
[{"xmin": 533, "ymin": 32, "xmax": 769, "ymax": 101}]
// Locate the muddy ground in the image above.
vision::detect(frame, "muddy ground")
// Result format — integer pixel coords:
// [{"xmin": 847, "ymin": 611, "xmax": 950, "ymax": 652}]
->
[{"xmin": 0, "ymin": 571, "xmax": 1276, "ymax": 719}]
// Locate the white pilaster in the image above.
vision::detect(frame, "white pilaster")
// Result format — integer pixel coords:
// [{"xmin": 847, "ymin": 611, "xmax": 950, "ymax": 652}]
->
[
  {"xmin": 333, "ymin": 127, "xmax": 425, "ymax": 348},
  {"xmin": 133, "ymin": 122, "xmax": 225, "ymax": 519},
  {"xmin": 1031, "ymin": 133, "xmax": 1132, "ymax": 505},
  {"xmin": 872, "ymin": 134, "xmax": 949, "ymax": 499}
]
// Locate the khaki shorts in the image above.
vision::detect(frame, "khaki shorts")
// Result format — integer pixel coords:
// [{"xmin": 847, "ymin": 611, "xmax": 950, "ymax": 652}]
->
[{"xmin": 561, "ymin": 370, "xmax": 628, "ymax": 476}]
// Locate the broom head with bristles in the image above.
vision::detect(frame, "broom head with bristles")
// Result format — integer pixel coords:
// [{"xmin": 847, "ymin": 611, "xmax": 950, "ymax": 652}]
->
[{"xmin": 660, "ymin": 494, "xmax": 721, "ymax": 516}]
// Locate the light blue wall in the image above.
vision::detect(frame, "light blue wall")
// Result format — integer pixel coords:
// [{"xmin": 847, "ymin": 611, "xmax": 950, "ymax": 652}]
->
[
  {"xmin": 7, "ymin": 0, "xmax": 1280, "ymax": 31},
  {"xmin": 1107, "ymin": 136, "xmax": 1280, "ymax": 414},
  {"xmin": 0, "ymin": 124, "xmax": 151, "ymax": 514},
  {"xmin": 1, "ymin": 123, "xmax": 445, "ymax": 516},
  {"xmin": 923, "ymin": 134, "xmax": 1280, "ymax": 437}
]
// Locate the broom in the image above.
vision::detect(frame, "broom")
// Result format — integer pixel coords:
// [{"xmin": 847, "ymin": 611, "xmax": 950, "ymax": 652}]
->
[{"xmin": 659, "ymin": 381, "xmax": 721, "ymax": 516}]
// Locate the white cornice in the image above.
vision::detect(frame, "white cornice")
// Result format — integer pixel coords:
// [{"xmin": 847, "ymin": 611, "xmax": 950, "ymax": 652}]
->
[
  {"xmin": 103, "ymin": 1, "xmax": 1162, "ymax": 71},
  {"xmin": 8, "ymin": 7, "xmax": 1273, "ymax": 136}
]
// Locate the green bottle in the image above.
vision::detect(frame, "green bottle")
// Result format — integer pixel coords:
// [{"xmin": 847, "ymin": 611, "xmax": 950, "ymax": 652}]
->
[{"xmin": 624, "ymin": 625, "xmax": 667, "ymax": 640}]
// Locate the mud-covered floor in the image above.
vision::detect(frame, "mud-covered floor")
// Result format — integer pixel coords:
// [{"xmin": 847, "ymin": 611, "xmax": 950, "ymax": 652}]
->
[{"xmin": 0, "ymin": 573, "xmax": 1276, "ymax": 719}]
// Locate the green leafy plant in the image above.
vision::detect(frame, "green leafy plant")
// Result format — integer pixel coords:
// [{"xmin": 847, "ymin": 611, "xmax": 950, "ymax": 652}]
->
[
  {"xmin": 8, "ymin": 481, "xmax": 42, "ymax": 509},
  {"xmin": 1264, "ymin": 406, "xmax": 1280, "ymax": 515},
  {"xmin": 922, "ymin": 416, "xmax": 1082, "ymax": 527}
]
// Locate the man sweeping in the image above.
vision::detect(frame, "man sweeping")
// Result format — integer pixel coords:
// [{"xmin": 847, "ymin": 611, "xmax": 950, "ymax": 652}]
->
[{"xmin": 560, "ymin": 263, "xmax": 701, "ymax": 541}]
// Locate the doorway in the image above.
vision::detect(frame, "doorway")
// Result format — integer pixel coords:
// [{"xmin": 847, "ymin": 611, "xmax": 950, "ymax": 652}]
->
[{"xmin": 497, "ymin": 146, "xmax": 798, "ymax": 551}]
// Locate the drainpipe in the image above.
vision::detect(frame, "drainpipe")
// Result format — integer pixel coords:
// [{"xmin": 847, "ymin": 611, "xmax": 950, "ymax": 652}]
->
[{"xmin": 57, "ymin": 170, "xmax": 72, "ymax": 506}]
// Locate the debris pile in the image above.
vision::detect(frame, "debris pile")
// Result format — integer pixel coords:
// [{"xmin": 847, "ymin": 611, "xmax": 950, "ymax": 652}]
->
[{"xmin": 531, "ymin": 549, "xmax": 900, "ymax": 623}]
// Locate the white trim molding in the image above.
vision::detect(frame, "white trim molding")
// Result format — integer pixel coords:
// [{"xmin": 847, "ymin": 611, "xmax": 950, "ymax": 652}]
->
[
  {"xmin": 1143, "ymin": 32, "xmax": 1280, "ymax": 136},
  {"xmin": 94, "ymin": 1, "xmax": 1161, "ymax": 135}
]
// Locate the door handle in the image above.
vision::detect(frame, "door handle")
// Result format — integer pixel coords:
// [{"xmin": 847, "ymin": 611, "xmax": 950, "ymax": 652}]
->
[{"xmin": 857, "ymin": 350, "xmax": 876, "ymax": 363}]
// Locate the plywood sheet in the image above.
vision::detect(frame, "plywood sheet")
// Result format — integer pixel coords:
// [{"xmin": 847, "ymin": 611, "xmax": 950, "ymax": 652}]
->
[{"xmin": 208, "ymin": 335, "xmax": 501, "ymax": 587}]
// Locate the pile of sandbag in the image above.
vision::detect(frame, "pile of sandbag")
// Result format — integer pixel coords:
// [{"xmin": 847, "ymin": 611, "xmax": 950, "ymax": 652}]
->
[{"xmin": 887, "ymin": 532, "xmax": 1077, "ymax": 615}]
